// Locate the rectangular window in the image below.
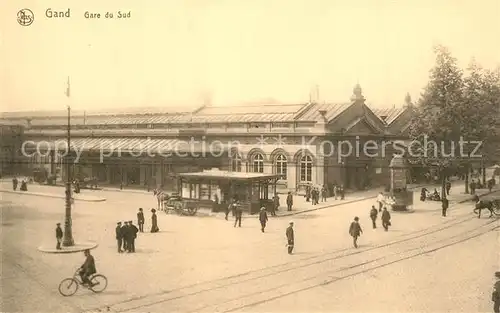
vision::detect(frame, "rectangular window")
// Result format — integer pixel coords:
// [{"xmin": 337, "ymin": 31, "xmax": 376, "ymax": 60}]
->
[{"xmin": 300, "ymin": 164, "xmax": 312, "ymax": 182}]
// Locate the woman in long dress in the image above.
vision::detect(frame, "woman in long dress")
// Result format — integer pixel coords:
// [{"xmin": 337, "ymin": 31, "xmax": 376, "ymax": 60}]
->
[{"xmin": 151, "ymin": 209, "xmax": 159, "ymax": 233}]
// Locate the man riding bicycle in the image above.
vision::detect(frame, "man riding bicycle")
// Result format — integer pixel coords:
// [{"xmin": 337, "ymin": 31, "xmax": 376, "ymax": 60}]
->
[{"xmin": 79, "ymin": 249, "xmax": 96, "ymax": 286}]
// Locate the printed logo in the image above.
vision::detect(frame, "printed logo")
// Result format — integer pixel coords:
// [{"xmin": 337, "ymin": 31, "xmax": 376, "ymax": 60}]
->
[{"xmin": 17, "ymin": 9, "xmax": 34, "ymax": 26}]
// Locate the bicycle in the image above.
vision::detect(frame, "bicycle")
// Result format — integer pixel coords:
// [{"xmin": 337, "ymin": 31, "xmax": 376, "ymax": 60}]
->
[{"xmin": 58, "ymin": 269, "xmax": 108, "ymax": 296}]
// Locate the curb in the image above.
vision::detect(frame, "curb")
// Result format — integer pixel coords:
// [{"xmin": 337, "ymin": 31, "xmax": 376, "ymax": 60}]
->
[
  {"xmin": 0, "ymin": 189, "xmax": 107, "ymax": 202},
  {"xmin": 258, "ymin": 185, "xmax": 496, "ymax": 218},
  {"xmin": 38, "ymin": 241, "xmax": 99, "ymax": 254}
]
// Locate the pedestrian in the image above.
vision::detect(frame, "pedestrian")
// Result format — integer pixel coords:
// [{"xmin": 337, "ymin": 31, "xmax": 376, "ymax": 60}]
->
[
  {"xmin": 441, "ymin": 197, "xmax": 449, "ymax": 217},
  {"xmin": 376, "ymin": 192, "xmax": 384, "ymax": 212},
  {"xmin": 286, "ymin": 221, "xmax": 294, "ymax": 254},
  {"xmin": 115, "ymin": 222, "xmax": 123, "ymax": 253},
  {"xmin": 55, "ymin": 223, "xmax": 63, "ymax": 250},
  {"xmin": 339, "ymin": 185, "xmax": 345, "ymax": 200},
  {"xmin": 333, "ymin": 184, "xmax": 338, "ymax": 200},
  {"xmin": 493, "ymin": 271, "xmax": 500, "ymax": 313},
  {"xmin": 151, "ymin": 209, "xmax": 159, "ymax": 233},
  {"xmin": 137, "ymin": 208, "xmax": 145, "ymax": 232},
  {"xmin": 470, "ymin": 179, "xmax": 476, "ymax": 195},
  {"xmin": 122, "ymin": 221, "xmax": 130, "ymax": 251},
  {"xmin": 20, "ymin": 180, "xmax": 27, "ymax": 191},
  {"xmin": 349, "ymin": 217, "xmax": 363, "ymax": 248},
  {"xmin": 12, "ymin": 176, "xmax": 18, "ymax": 191},
  {"xmin": 445, "ymin": 180, "xmax": 451, "ymax": 196},
  {"xmin": 271, "ymin": 194, "xmax": 279, "ymax": 216},
  {"xmin": 128, "ymin": 220, "xmax": 138, "ymax": 252},
  {"xmin": 321, "ymin": 185, "xmax": 327, "ymax": 202},
  {"xmin": 370, "ymin": 205, "xmax": 378, "ymax": 229},
  {"xmin": 381, "ymin": 207, "xmax": 391, "ymax": 231},
  {"xmin": 234, "ymin": 202, "xmax": 242, "ymax": 228},
  {"xmin": 286, "ymin": 192, "xmax": 293, "ymax": 211},
  {"xmin": 225, "ymin": 199, "xmax": 234, "ymax": 221},
  {"xmin": 259, "ymin": 207, "xmax": 268, "ymax": 232}
]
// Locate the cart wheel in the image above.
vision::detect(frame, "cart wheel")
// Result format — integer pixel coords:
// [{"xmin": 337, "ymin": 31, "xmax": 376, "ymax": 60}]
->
[{"xmin": 186, "ymin": 204, "xmax": 198, "ymax": 216}]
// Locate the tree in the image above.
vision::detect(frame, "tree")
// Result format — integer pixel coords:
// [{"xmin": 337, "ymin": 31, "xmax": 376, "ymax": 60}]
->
[
  {"xmin": 409, "ymin": 45, "xmax": 464, "ymax": 198},
  {"xmin": 409, "ymin": 46, "xmax": 499, "ymax": 195}
]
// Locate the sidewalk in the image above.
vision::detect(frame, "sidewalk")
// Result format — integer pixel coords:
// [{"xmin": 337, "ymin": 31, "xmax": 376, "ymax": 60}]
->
[{"xmin": 0, "ymin": 186, "xmax": 106, "ymax": 202}]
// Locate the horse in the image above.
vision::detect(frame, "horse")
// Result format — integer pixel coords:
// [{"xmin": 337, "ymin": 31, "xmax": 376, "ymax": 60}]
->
[
  {"xmin": 153, "ymin": 189, "xmax": 170, "ymax": 211},
  {"xmin": 473, "ymin": 199, "xmax": 499, "ymax": 218}
]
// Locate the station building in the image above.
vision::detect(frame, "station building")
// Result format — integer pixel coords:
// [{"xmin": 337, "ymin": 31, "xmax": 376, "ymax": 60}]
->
[{"xmin": 1, "ymin": 84, "xmax": 415, "ymax": 193}]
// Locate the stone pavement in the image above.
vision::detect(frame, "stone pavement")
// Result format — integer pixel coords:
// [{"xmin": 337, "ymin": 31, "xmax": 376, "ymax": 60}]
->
[{"xmin": 2, "ymin": 183, "xmax": 499, "ymax": 313}]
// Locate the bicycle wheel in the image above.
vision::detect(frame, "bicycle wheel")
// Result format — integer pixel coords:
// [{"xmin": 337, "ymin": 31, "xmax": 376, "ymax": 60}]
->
[
  {"xmin": 58, "ymin": 278, "xmax": 78, "ymax": 296},
  {"xmin": 89, "ymin": 274, "xmax": 108, "ymax": 293}
]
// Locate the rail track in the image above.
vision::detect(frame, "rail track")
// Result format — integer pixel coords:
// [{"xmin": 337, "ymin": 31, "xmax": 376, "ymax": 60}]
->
[{"xmin": 85, "ymin": 213, "xmax": 499, "ymax": 313}]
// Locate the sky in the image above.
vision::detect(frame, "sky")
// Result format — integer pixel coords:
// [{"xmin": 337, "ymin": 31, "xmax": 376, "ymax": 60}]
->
[{"xmin": 1, "ymin": 0, "xmax": 499, "ymax": 112}]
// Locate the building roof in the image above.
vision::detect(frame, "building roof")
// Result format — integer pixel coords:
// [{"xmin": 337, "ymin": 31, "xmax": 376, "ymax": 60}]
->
[
  {"xmin": 0, "ymin": 105, "xmax": 201, "ymax": 119},
  {"xmin": 295, "ymin": 102, "xmax": 352, "ymax": 122},
  {"xmin": 370, "ymin": 106, "xmax": 408, "ymax": 125},
  {"xmin": 177, "ymin": 169, "xmax": 282, "ymax": 181}
]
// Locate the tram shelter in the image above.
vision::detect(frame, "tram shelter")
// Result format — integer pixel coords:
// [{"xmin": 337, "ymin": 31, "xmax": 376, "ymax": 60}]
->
[{"xmin": 176, "ymin": 169, "xmax": 282, "ymax": 214}]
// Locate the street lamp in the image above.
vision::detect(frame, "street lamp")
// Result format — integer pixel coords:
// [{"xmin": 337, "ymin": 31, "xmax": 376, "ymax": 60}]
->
[{"xmin": 62, "ymin": 104, "xmax": 74, "ymax": 246}]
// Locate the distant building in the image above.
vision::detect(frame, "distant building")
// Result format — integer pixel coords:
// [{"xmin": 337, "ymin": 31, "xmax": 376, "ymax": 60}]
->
[
  {"xmin": 0, "ymin": 85, "xmax": 414, "ymax": 193},
  {"xmin": 0, "ymin": 121, "xmax": 26, "ymax": 177}
]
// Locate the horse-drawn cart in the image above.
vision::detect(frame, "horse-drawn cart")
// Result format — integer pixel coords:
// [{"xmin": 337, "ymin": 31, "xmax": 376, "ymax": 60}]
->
[{"xmin": 163, "ymin": 194, "xmax": 198, "ymax": 216}]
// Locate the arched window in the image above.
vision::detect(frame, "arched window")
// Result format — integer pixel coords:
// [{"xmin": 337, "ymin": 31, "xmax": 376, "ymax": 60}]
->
[
  {"xmin": 231, "ymin": 152, "xmax": 242, "ymax": 172},
  {"xmin": 300, "ymin": 155, "xmax": 312, "ymax": 182},
  {"xmin": 252, "ymin": 153, "xmax": 264, "ymax": 173},
  {"xmin": 275, "ymin": 154, "xmax": 287, "ymax": 180}
]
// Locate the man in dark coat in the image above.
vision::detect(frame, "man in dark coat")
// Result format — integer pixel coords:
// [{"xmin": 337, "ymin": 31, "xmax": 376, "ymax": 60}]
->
[
  {"xmin": 56, "ymin": 223, "xmax": 63, "ymax": 250},
  {"xmin": 137, "ymin": 208, "xmax": 145, "ymax": 232},
  {"xmin": 470, "ymin": 179, "xmax": 476, "ymax": 194},
  {"xmin": 121, "ymin": 221, "xmax": 129, "ymax": 251},
  {"xmin": 445, "ymin": 180, "xmax": 451, "ymax": 195},
  {"xmin": 258, "ymin": 207, "xmax": 268, "ymax": 232},
  {"xmin": 12, "ymin": 177, "xmax": 18, "ymax": 191},
  {"xmin": 127, "ymin": 221, "xmax": 139, "ymax": 252},
  {"xmin": 493, "ymin": 271, "xmax": 500, "ymax": 313},
  {"xmin": 286, "ymin": 221, "xmax": 294, "ymax": 254},
  {"xmin": 115, "ymin": 222, "xmax": 123, "ymax": 253},
  {"xmin": 442, "ymin": 197, "xmax": 449, "ymax": 217},
  {"xmin": 369, "ymin": 205, "xmax": 378, "ymax": 229},
  {"xmin": 349, "ymin": 217, "xmax": 363, "ymax": 248},
  {"xmin": 381, "ymin": 207, "xmax": 391, "ymax": 231},
  {"xmin": 286, "ymin": 192, "xmax": 293, "ymax": 211},
  {"xmin": 234, "ymin": 202, "xmax": 243, "ymax": 228},
  {"xmin": 271, "ymin": 194, "xmax": 279, "ymax": 216}
]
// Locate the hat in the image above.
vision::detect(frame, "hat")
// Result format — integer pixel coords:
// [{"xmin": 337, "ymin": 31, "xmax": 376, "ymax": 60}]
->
[
  {"xmin": 289, "ymin": 221, "xmax": 294, "ymax": 224},
  {"xmin": 56, "ymin": 223, "xmax": 61, "ymax": 225},
  {"xmin": 495, "ymin": 271, "xmax": 500, "ymax": 278},
  {"xmin": 117, "ymin": 222, "xmax": 121, "ymax": 225},
  {"xmin": 354, "ymin": 216, "xmax": 359, "ymax": 221},
  {"xmin": 151, "ymin": 209, "xmax": 156, "ymax": 213},
  {"xmin": 129, "ymin": 220, "xmax": 132, "ymax": 223},
  {"xmin": 139, "ymin": 208, "xmax": 143, "ymax": 211}
]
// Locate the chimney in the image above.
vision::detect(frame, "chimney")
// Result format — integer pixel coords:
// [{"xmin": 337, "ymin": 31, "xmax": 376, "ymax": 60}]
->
[{"xmin": 318, "ymin": 110, "xmax": 328, "ymax": 122}]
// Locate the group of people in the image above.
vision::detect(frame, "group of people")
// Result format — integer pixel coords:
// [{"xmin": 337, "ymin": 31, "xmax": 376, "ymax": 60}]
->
[
  {"xmin": 12, "ymin": 176, "xmax": 28, "ymax": 191},
  {"xmin": 115, "ymin": 220, "xmax": 139, "ymax": 253},
  {"xmin": 305, "ymin": 184, "xmax": 345, "ymax": 205}
]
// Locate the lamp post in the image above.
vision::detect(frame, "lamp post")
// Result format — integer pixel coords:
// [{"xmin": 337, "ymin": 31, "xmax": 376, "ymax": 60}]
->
[{"xmin": 62, "ymin": 104, "xmax": 74, "ymax": 246}]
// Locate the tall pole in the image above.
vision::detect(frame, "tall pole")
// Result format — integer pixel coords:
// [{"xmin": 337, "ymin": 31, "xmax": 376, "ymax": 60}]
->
[{"xmin": 63, "ymin": 78, "xmax": 74, "ymax": 246}]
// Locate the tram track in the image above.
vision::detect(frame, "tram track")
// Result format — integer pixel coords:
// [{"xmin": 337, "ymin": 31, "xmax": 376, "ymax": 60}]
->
[{"xmin": 94, "ymin": 213, "xmax": 498, "ymax": 313}]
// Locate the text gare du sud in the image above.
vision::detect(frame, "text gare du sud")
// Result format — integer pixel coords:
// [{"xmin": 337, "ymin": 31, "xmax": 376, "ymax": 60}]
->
[{"xmin": 45, "ymin": 8, "xmax": 131, "ymax": 19}]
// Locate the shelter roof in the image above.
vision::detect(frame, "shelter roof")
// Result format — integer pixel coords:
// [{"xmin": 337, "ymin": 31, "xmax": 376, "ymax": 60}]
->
[
  {"xmin": 177, "ymin": 169, "xmax": 282, "ymax": 181},
  {"xmin": 23, "ymin": 137, "xmax": 226, "ymax": 154}
]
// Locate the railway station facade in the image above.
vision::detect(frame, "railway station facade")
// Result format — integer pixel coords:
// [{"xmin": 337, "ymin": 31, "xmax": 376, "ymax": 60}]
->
[{"xmin": 1, "ymin": 85, "xmax": 415, "ymax": 193}]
